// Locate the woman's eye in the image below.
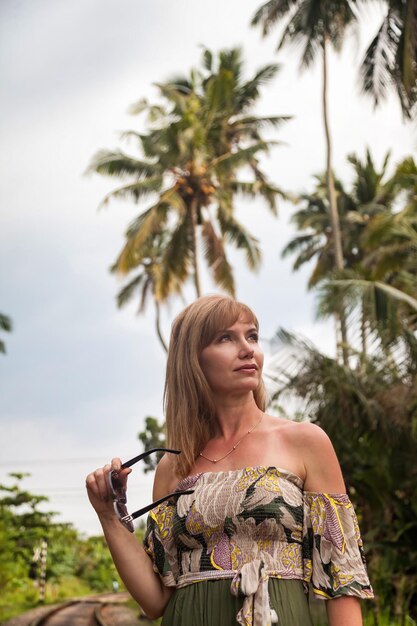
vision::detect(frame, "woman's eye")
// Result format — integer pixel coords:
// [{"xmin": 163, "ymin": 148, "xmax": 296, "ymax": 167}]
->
[
  {"xmin": 219, "ymin": 334, "xmax": 231, "ymax": 342},
  {"xmin": 249, "ymin": 334, "xmax": 259, "ymax": 342}
]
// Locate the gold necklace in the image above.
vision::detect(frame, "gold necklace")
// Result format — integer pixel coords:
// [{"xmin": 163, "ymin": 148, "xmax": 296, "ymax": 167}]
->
[{"xmin": 199, "ymin": 412, "xmax": 264, "ymax": 464}]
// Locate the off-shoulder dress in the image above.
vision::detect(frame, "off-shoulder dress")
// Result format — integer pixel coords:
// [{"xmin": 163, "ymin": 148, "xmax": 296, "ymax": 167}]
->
[{"xmin": 144, "ymin": 466, "xmax": 374, "ymax": 626}]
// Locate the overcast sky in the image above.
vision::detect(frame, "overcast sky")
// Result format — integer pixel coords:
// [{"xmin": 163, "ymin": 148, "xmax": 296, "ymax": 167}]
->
[{"xmin": 0, "ymin": 0, "xmax": 415, "ymax": 536}]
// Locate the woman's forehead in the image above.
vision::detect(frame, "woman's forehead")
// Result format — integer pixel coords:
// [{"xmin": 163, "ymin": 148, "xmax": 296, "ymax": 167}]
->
[{"xmin": 223, "ymin": 315, "xmax": 257, "ymax": 330}]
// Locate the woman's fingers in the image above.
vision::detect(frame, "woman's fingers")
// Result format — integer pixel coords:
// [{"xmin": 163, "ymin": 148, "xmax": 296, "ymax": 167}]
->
[
  {"xmin": 85, "ymin": 458, "xmax": 131, "ymax": 508},
  {"xmin": 110, "ymin": 457, "xmax": 132, "ymax": 490},
  {"xmin": 94, "ymin": 464, "xmax": 112, "ymax": 500},
  {"xmin": 111, "ymin": 457, "xmax": 123, "ymax": 472},
  {"xmin": 85, "ymin": 463, "xmax": 114, "ymax": 511}
]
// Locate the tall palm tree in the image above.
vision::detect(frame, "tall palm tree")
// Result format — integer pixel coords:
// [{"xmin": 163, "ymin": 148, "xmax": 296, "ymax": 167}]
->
[
  {"xmin": 252, "ymin": 1, "xmax": 360, "ymax": 363},
  {"xmin": 360, "ymin": 0, "xmax": 417, "ymax": 119},
  {"xmin": 252, "ymin": 1, "xmax": 359, "ymax": 272},
  {"xmin": 88, "ymin": 48, "xmax": 289, "ymax": 313}
]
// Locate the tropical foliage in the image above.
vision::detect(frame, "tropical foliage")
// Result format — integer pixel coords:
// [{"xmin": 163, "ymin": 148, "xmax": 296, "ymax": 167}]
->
[
  {"xmin": 138, "ymin": 416, "xmax": 167, "ymax": 473},
  {"xmin": 360, "ymin": 0, "xmax": 417, "ymax": 118},
  {"xmin": 87, "ymin": 47, "xmax": 289, "ymax": 350},
  {"xmin": 0, "ymin": 474, "xmax": 125, "ymax": 622},
  {"xmin": 268, "ymin": 151, "xmax": 417, "ymax": 621},
  {"xmin": 282, "ymin": 150, "xmax": 417, "ymax": 356},
  {"xmin": 268, "ymin": 325, "xmax": 417, "ymax": 622}
]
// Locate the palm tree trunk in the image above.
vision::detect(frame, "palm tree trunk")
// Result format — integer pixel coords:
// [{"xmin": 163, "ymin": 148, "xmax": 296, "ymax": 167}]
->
[
  {"xmin": 155, "ymin": 301, "xmax": 168, "ymax": 353},
  {"xmin": 190, "ymin": 198, "xmax": 202, "ymax": 297},
  {"xmin": 322, "ymin": 39, "xmax": 343, "ymax": 271},
  {"xmin": 322, "ymin": 39, "xmax": 349, "ymax": 366}
]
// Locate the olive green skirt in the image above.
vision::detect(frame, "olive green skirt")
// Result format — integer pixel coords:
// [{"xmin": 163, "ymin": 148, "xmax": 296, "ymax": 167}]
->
[{"xmin": 161, "ymin": 578, "xmax": 313, "ymax": 626}]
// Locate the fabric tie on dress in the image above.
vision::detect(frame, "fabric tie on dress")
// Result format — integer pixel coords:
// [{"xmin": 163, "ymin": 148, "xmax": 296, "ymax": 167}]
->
[{"xmin": 231, "ymin": 560, "xmax": 278, "ymax": 626}]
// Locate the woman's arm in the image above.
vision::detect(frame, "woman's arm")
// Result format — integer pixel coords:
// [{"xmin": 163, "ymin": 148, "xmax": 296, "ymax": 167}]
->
[
  {"xmin": 85, "ymin": 458, "xmax": 173, "ymax": 620},
  {"xmin": 326, "ymin": 596, "xmax": 363, "ymax": 626},
  {"xmin": 301, "ymin": 423, "xmax": 364, "ymax": 626}
]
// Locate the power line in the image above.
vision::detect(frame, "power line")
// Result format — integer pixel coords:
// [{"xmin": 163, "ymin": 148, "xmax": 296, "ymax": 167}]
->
[
  {"xmin": 28, "ymin": 484, "xmax": 152, "ymax": 493},
  {"xmin": 0, "ymin": 456, "xmax": 131, "ymax": 467}
]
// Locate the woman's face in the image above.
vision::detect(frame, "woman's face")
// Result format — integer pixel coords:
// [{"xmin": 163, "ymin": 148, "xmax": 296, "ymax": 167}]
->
[{"xmin": 199, "ymin": 316, "xmax": 264, "ymax": 397}]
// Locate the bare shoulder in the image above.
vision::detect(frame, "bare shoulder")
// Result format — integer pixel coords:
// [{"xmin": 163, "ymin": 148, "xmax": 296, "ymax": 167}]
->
[
  {"xmin": 286, "ymin": 421, "xmax": 346, "ymax": 493},
  {"xmin": 265, "ymin": 416, "xmax": 324, "ymax": 448},
  {"xmin": 153, "ymin": 453, "xmax": 178, "ymax": 500}
]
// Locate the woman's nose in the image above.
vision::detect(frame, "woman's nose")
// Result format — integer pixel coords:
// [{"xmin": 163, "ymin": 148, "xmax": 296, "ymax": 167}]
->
[{"xmin": 239, "ymin": 341, "xmax": 254, "ymax": 357}]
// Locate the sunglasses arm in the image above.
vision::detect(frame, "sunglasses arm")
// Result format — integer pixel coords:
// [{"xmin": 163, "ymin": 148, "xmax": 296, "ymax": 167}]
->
[
  {"xmin": 128, "ymin": 489, "xmax": 195, "ymax": 522},
  {"xmin": 121, "ymin": 448, "xmax": 182, "ymax": 469}
]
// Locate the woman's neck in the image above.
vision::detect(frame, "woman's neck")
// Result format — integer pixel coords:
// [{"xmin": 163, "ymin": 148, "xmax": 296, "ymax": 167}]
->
[{"xmin": 212, "ymin": 395, "xmax": 263, "ymax": 440}]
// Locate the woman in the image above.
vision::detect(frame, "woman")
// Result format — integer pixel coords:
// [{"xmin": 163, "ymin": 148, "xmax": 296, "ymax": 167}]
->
[{"xmin": 86, "ymin": 295, "xmax": 373, "ymax": 626}]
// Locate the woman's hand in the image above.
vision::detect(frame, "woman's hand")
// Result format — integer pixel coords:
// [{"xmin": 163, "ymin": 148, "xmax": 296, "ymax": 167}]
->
[{"xmin": 85, "ymin": 457, "xmax": 131, "ymax": 520}]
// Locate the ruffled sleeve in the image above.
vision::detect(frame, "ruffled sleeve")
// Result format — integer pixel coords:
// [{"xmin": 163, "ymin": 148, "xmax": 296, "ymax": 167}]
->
[
  {"xmin": 143, "ymin": 503, "xmax": 178, "ymax": 588},
  {"xmin": 302, "ymin": 492, "xmax": 374, "ymax": 600}
]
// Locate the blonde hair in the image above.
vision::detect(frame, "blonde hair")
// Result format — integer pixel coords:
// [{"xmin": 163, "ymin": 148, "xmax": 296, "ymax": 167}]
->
[{"xmin": 164, "ymin": 294, "xmax": 267, "ymax": 477}]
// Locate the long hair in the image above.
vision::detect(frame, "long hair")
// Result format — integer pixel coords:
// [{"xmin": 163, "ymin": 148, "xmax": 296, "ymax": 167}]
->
[{"xmin": 164, "ymin": 294, "xmax": 267, "ymax": 477}]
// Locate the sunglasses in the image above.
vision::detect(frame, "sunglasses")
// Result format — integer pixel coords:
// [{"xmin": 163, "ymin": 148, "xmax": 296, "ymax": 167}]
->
[{"xmin": 108, "ymin": 447, "xmax": 194, "ymax": 533}]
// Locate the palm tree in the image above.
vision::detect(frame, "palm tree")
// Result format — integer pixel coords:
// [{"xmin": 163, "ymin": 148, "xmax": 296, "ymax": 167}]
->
[
  {"xmin": 362, "ymin": 156, "xmax": 417, "ymax": 288},
  {"xmin": 252, "ymin": 1, "xmax": 362, "ymax": 363},
  {"xmin": 282, "ymin": 149, "xmax": 395, "ymax": 357},
  {"xmin": 282, "ymin": 149, "xmax": 394, "ymax": 275},
  {"xmin": 252, "ymin": 1, "xmax": 359, "ymax": 272},
  {"xmin": 319, "ymin": 153, "xmax": 417, "ymax": 359},
  {"xmin": 281, "ymin": 173, "xmax": 354, "ymax": 287},
  {"xmin": 88, "ymin": 48, "xmax": 288, "ymax": 314},
  {"xmin": 360, "ymin": 0, "xmax": 417, "ymax": 119}
]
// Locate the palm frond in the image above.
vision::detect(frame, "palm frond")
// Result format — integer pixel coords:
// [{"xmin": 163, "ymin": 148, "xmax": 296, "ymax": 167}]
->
[
  {"xmin": 251, "ymin": 0, "xmax": 299, "ymax": 35},
  {"xmin": 218, "ymin": 209, "xmax": 262, "ymax": 270},
  {"xmin": 229, "ymin": 180, "xmax": 283, "ymax": 213},
  {"xmin": 98, "ymin": 176, "xmax": 164, "ymax": 208},
  {"xmin": 317, "ymin": 278, "xmax": 417, "ymax": 337},
  {"xmin": 0, "ymin": 313, "xmax": 12, "ymax": 333},
  {"xmin": 86, "ymin": 150, "xmax": 159, "ymax": 179},
  {"xmin": 128, "ymin": 98, "xmax": 149, "ymax": 115},
  {"xmin": 154, "ymin": 82, "xmax": 192, "ymax": 114},
  {"xmin": 201, "ymin": 47, "xmax": 213, "ymax": 71},
  {"xmin": 211, "ymin": 141, "xmax": 275, "ymax": 172},
  {"xmin": 238, "ymin": 64, "xmax": 280, "ymax": 108},
  {"xmin": 158, "ymin": 220, "xmax": 192, "ymax": 300},
  {"xmin": 359, "ymin": 10, "xmax": 403, "ymax": 108},
  {"xmin": 115, "ymin": 203, "xmax": 171, "ymax": 273},
  {"xmin": 116, "ymin": 273, "xmax": 145, "ymax": 308},
  {"xmin": 201, "ymin": 221, "xmax": 235, "ymax": 295},
  {"xmin": 230, "ymin": 114, "xmax": 291, "ymax": 132}
]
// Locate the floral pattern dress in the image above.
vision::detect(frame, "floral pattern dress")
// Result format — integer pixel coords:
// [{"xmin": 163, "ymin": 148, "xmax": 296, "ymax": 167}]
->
[{"xmin": 143, "ymin": 466, "xmax": 373, "ymax": 626}]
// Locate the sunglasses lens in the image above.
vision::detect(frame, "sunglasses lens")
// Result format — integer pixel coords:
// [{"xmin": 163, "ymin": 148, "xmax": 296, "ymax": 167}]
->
[
  {"xmin": 113, "ymin": 501, "xmax": 134, "ymax": 533},
  {"xmin": 108, "ymin": 471, "xmax": 126, "ymax": 501},
  {"xmin": 114, "ymin": 500, "xmax": 129, "ymax": 519}
]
